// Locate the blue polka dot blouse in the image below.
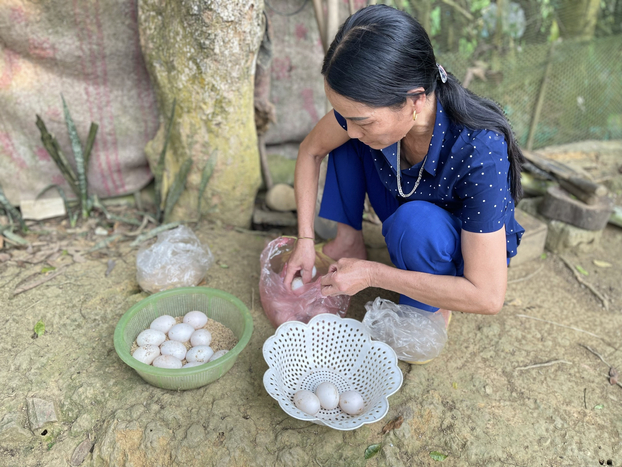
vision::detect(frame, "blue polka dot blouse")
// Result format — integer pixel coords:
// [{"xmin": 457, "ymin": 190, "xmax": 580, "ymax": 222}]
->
[{"xmin": 333, "ymin": 99, "xmax": 524, "ymax": 258}]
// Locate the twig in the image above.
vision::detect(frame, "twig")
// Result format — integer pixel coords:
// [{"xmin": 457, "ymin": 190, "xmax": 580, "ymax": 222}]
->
[
  {"xmin": 105, "ymin": 259, "xmax": 116, "ymax": 277},
  {"xmin": 251, "ymin": 288, "xmax": 255, "ymax": 313},
  {"xmin": 515, "ymin": 360, "xmax": 571, "ymax": 371},
  {"xmin": 579, "ymin": 344, "xmax": 610, "ymax": 367},
  {"xmin": 12, "ymin": 266, "xmax": 67, "ymax": 296},
  {"xmin": 516, "ymin": 314, "xmax": 603, "ymax": 340},
  {"xmin": 583, "ymin": 388, "xmax": 587, "ymax": 409},
  {"xmin": 558, "ymin": 255, "xmax": 609, "ymax": 310},
  {"xmin": 507, "ymin": 265, "xmax": 544, "ymax": 284},
  {"xmin": 130, "ymin": 222, "xmax": 181, "ymax": 247},
  {"xmin": 124, "ymin": 216, "xmax": 149, "ymax": 237}
]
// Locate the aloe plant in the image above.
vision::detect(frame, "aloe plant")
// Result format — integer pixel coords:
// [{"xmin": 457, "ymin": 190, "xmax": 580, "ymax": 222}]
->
[{"xmin": 36, "ymin": 95, "xmax": 99, "ymax": 226}]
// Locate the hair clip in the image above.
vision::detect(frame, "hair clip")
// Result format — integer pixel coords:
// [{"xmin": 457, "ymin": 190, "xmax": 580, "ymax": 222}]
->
[{"xmin": 437, "ymin": 63, "xmax": 448, "ymax": 84}]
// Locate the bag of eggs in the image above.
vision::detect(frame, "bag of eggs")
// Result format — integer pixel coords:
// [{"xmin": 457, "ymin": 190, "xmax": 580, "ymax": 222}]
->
[
  {"xmin": 136, "ymin": 225, "xmax": 214, "ymax": 293},
  {"xmin": 258, "ymin": 236, "xmax": 350, "ymax": 328}
]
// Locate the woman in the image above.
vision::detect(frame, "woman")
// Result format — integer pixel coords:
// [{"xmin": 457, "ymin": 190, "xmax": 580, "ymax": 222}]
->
[{"xmin": 284, "ymin": 5, "xmax": 525, "ymax": 336}]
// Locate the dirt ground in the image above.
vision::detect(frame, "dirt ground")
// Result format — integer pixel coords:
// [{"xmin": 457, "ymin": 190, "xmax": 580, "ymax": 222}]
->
[{"xmin": 1, "ymin": 202, "xmax": 621, "ymax": 466}]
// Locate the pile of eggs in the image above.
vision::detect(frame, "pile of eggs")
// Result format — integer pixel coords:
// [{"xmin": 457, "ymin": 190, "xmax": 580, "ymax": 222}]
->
[
  {"xmin": 293, "ymin": 383, "xmax": 364, "ymax": 416},
  {"xmin": 132, "ymin": 311, "xmax": 228, "ymax": 369}
]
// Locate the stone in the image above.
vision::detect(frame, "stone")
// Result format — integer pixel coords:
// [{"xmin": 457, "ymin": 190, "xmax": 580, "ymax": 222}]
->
[
  {"xmin": 265, "ymin": 184, "xmax": 296, "ymax": 212},
  {"xmin": 26, "ymin": 397, "xmax": 58, "ymax": 431},
  {"xmin": 252, "ymin": 208, "xmax": 297, "ymax": 227},
  {"xmin": 139, "ymin": 0, "xmax": 264, "ymax": 227},
  {"xmin": 70, "ymin": 437, "xmax": 94, "ymax": 466},
  {"xmin": 511, "ymin": 209, "xmax": 547, "ymax": 266},
  {"xmin": 538, "ymin": 186, "xmax": 613, "ymax": 231},
  {"xmin": 545, "ymin": 219, "xmax": 602, "ymax": 253}
]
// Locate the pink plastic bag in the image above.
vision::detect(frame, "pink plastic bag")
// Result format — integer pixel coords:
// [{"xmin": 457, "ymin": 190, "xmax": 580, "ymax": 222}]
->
[{"xmin": 259, "ymin": 237, "xmax": 350, "ymax": 328}]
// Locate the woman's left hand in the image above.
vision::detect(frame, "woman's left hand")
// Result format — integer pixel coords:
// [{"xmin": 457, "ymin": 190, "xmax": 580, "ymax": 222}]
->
[{"xmin": 320, "ymin": 258, "xmax": 374, "ymax": 296}]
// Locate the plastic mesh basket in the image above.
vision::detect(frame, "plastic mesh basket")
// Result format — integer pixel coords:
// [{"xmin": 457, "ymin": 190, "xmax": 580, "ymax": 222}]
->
[
  {"xmin": 114, "ymin": 287, "xmax": 253, "ymax": 390},
  {"xmin": 263, "ymin": 314, "xmax": 403, "ymax": 430}
]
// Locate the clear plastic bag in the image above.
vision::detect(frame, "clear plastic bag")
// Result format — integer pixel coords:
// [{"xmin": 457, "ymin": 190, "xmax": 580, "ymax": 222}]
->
[
  {"xmin": 136, "ymin": 225, "xmax": 214, "ymax": 294},
  {"xmin": 259, "ymin": 236, "xmax": 350, "ymax": 328},
  {"xmin": 362, "ymin": 297, "xmax": 447, "ymax": 362}
]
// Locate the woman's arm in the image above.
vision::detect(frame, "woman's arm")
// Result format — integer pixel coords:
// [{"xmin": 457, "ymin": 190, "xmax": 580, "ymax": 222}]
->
[
  {"xmin": 321, "ymin": 227, "xmax": 508, "ymax": 315},
  {"xmin": 283, "ymin": 110, "xmax": 350, "ymax": 287}
]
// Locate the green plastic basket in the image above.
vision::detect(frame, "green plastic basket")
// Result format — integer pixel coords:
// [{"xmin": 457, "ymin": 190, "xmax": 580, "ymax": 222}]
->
[{"xmin": 114, "ymin": 287, "xmax": 253, "ymax": 390}]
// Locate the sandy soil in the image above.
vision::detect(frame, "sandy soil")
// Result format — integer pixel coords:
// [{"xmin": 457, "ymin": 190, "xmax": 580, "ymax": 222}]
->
[{"xmin": 0, "ymin": 210, "xmax": 621, "ymax": 467}]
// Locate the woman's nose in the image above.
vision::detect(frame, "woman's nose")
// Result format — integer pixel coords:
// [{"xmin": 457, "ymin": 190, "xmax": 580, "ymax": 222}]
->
[{"xmin": 347, "ymin": 126, "xmax": 363, "ymax": 140}]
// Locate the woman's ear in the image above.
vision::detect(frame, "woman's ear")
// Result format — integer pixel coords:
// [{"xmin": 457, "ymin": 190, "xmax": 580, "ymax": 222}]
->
[{"xmin": 407, "ymin": 88, "xmax": 426, "ymax": 113}]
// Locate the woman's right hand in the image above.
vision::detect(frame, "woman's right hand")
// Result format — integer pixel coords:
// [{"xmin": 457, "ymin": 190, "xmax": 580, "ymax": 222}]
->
[{"xmin": 283, "ymin": 238, "xmax": 317, "ymax": 289}]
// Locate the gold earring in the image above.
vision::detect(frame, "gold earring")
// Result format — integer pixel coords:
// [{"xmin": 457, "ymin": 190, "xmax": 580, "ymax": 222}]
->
[{"xmin": 413, "ymin": 110, "xmax": 417, "ymax": 121}]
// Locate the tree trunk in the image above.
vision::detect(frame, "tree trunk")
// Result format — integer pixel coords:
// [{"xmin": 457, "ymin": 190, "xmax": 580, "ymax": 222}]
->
[
  {"xmin": 558, "ymin": 0, "xmax": 601, "ymax": 40},
  {"xmin": 138, "ymin": 0, "xmax": 264, "ymax": 227}
]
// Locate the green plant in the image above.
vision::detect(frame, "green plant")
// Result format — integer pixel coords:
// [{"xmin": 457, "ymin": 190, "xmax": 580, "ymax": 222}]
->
[
  {"xmin": 36, "ymin": 95, "xmax": 98, "ymax": 227},
  {"xmin": 153, "ymin": 98, "xmax": 194, "ymax": 223}
]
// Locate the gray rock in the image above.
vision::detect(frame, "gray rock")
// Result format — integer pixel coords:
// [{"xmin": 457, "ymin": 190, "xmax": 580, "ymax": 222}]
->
[
  {"xmin": 265, "ymin": 183, "xmax": 296, "ymax": 212},
  {"xmin": 70, "ymin": 436, "xmax": 93, "ymax": 466},
  {"xmin": 545, "ymin": 219, "xmax": 602, "ymax": 253},
  {"xmin": 26, "ymin": 398, "xmax": 57, "ymax": 431}
]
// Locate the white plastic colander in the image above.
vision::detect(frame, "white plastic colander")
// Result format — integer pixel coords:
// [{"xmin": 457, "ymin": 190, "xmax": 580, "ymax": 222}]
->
[{"xmin": 262, "ymin": 313, "xmax": 403, "ymax": 430}]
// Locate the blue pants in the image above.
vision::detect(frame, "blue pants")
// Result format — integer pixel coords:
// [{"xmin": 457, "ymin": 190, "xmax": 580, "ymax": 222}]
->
[{"xmin": 319, "ymin": 140, "xmax": 464, "ymax": 312}]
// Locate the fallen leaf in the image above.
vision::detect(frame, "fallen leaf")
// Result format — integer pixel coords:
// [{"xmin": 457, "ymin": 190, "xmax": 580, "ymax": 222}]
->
[
  {"xmin": 41, "ymin": 265, "xmax": 56, "ymax": 274},
  {"xmin": 364, "ymin": 443, "xmax": 382, "ymax": 459},
  {"xmin": 593, "ymin": 260, "xmax": 612, "ymax": 268},
  {"xmin": 34, "ymin": 320, "xmax": 45, "ymax": 337},
  {"xmin": 381, "ymin": 416, "xmax": 403, "ymax": 435},
  {"xmin": 540, "ymin": 253, "xmax": 547, "ymax": 260},
  {"xmin": 609, "ymin": 367, "xmax": 619, "ymax": 385},
  {"xmin": 505, "ymin": 298, "xmax": 522, "ymax": 307},
  {"xmin": 430, "ymin": 451, "xmax": 448, "ymax": 461},
  {"xmin": 452, "ymin": 382, "xmax": 458, "ymax": 389},
  {"xmin": 594, "ymin": 404, "xmax": 604, "ymax": 410},
  {"xmin": 219, "ymin": 264, "xmax": 229, "ymax": 269},
  {"xmin": 575, "ymin": 265, "xmax": 589, "ymax": 276}
]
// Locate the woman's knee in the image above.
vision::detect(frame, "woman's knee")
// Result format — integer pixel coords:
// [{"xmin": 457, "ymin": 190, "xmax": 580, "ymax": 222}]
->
[{"xmin": 382, "ymin": 201, "xmax": 462, "ymax": 274}]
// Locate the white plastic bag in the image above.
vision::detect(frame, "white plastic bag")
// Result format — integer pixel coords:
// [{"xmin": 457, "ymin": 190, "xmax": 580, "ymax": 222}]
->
[
  {"xmin": 136, "ymin": 225, "xmax": 214, "ymax": 293},
  {"xmin": 362, "ymin": 297, "xmax": 447, "ymax": 362}
]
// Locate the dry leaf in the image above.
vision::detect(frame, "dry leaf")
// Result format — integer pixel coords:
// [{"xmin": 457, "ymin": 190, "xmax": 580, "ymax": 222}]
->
[
  {"xmin": 381, "ymin": 415, "xmax": 404, "ymax": 435},
  {"xmin": 609, "ymin": 367, "xmax": 619, "ymax": 385},
  {"xmin": 593, "ymin": 260, "xmax": 612, "ymax": 268}
]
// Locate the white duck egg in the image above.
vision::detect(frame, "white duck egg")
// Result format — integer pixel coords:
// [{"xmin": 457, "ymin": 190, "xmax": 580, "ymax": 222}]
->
[
  {"xmin": 293, "ymin": 390, "xmax": 321, "ymax": 416},
  {"xmin": 168, "ymin": 323, "xmax": 194, "ymax": 343},
  {"xmin": 160, "ymin": 340, "xmax": 187, "ymax": 361},
  {"xmin": 132, "ymin": 345, "xmax": 160, "ymax": 365},
  {"xmin": 136, "ymin": 329, "xmax": 166, "ymax": 347},
  {"xmin": 190, "ymin": 329, "xmax": 212, "ymax": 347},
  {"xmin": 183, "ymin": 361, "xmax": 203, "ymax": 368},
  {"xmin": 291, "ymin": 277, "xmax": 304, "ymax": 291},
  {"xmin": 315, "ymin": 382, "xmax": 339, "ymax": 410},
  {"xmin": 149, "ymin": 315, "xmax": 176, "ymax": 334},
  {"xmin": 152, "ymin": 355, "xmax": 183, "ymax": 369},
  {"xmin": 183, "ymin": 311, "xmax": 208, "ymax": 330},
  {"xmin": 312, "ymin": 265, "xmax": 317, "ymax": 278},
  {"xmin": 209, "ymin": 349, "xmax": 228, "ymax": 362},
  {"xmin": 339, "ymin": 390, "xmax": 365, "ymax": 415},
  {"xmin": 186, "ymin": 346, "xmax": 214, "ymax": 363}
]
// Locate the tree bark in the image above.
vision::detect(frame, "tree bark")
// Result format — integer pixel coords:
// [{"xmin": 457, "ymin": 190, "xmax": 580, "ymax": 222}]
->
[
  {"xmin": 138, "ymin": 0, "xmax": 264, "ymax": 227},
  {"xmin": 558, "ymin": 0, "xmax": 601, "ymax": 40}
]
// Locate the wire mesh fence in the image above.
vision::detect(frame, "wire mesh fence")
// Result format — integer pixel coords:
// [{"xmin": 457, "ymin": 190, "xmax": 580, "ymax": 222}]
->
[{"xmin": 379, "ymin": 0, "xmax": 622, "ymax": 149}]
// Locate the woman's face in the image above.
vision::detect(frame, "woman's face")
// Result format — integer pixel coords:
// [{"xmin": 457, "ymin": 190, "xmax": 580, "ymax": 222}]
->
[{"xmin": 324, "ymin": 82, "xmax": 415, "ymax": 150}]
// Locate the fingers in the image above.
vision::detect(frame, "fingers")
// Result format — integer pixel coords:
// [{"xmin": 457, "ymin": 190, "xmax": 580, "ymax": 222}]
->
[{"xmin": 283, "ymin": 264, "xmax": 299, "ymax": 289}]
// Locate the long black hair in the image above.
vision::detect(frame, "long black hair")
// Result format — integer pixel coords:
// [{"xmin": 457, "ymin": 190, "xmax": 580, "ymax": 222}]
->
[{"xmin": 321, "ymin": 4, "xmax": 525, "ymax": 201}]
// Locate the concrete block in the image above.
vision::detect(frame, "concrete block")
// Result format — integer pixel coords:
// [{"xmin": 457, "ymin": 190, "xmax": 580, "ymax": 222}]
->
[
  {"xmin": 512, "ymin": 209, "xmax": 548, "ymax": 266},
  {"xmin": 20, "ymin": 197, "xmax": 66, "ymax": 220},
  {"xmin": 545, "ymin": 219, "xmax": 602, "ymax": 253}
]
